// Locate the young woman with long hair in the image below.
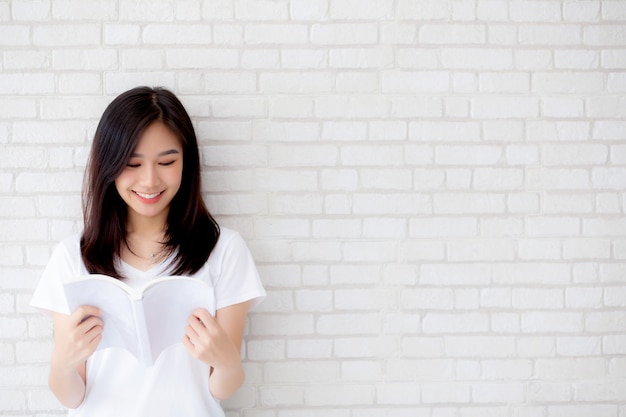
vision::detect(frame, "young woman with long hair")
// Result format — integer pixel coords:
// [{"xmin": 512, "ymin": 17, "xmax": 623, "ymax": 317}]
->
[{"xmin": 31, "ymin": 86, "xmax": 265, "ymax": 416}]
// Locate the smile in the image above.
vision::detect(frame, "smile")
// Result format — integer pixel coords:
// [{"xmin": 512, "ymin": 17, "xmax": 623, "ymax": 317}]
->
[{"xmin": 134, "ymin": 191, "xmax": 163, "ymax": 199}]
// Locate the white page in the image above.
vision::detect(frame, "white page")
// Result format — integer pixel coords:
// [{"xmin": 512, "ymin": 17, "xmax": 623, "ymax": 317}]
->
[
  {"xmin": 64, "ymin": 278, "xmax": 139, "ymax": 359},
  {"xmin": 142, "ymin": 278, "xmax": 215, "ymax": 362}
]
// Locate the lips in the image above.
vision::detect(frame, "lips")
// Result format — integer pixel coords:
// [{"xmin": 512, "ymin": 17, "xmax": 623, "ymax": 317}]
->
[{"xmin": 133, "ymin": 190, "xmax": 164, "ymax": 203}]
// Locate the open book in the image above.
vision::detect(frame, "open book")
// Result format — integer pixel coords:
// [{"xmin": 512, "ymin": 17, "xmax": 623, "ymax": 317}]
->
[{"xmin": 63, "ymin": 274, "xmax": 215, "ymax": 366}]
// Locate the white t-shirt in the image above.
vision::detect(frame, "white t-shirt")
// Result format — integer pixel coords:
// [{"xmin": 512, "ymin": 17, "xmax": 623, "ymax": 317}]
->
[{"xmin": 31, "ymin": 227, "xmax": 266, "ymax": 417}]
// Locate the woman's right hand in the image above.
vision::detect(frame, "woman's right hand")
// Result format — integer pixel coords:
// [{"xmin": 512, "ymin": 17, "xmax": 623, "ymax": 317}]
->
[
  {"xmin": 48, "ymin": 306, "xmax": 103, "ymax": 408},
  {"xmin": 51, "ymin": 305, "xmax": 104, "ymax": 372}
]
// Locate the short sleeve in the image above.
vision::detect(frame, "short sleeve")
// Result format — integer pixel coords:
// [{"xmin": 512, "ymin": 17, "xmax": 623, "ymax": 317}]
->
[
  {"xmin": 30, "ymin": 235, "xmax": 86, "ymax": 315},
  {"xmin": 212, "ymin": 230, "xmax": 265, "ymax": 311}
]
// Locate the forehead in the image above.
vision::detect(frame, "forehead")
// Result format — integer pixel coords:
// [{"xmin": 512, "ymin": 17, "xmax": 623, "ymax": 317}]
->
[{"xmin": 133, "ymin": 121, "xmax": 182, "ymax": 152}]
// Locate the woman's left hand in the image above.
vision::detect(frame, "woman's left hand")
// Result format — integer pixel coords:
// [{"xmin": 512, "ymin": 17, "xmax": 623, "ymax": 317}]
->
[{"xmin": 182, "ymin": 308, "xmax": 240, "ymax": 371}]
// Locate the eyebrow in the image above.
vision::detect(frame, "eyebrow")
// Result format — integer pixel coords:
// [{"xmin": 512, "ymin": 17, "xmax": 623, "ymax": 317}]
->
[{"xmin": 130, "ymin": 149, "xmax": 180, "ymax": 158}]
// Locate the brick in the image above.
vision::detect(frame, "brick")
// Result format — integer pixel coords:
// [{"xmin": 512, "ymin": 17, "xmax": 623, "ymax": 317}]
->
[
  {"xmin": 330, "ymin": 265, "xmax": 381, "ymax": 285},
  {"xmin": 305, "ymin": 385, "xmax": 375, "ymax": 406},
  {"xmin": 585, "ymin": 25, "xmax": 626, "ymax": 45},
  {"xmin": 317, "ymin": 313, "xmax": 381, "ymax": 335},
  {"xmin": 259, "ymin": 385, "xmax": 304, "ymax": 406},
  {"xmin": 320, "ymin": 169, "xmax": 358, "ymax": 191},
  {"xmin": 549, "ymin": 405, "xmax": 619, "ymax": 417},
  {"xmin": 592, "ymin": 167, "xmax": 626, "ymax": 189},
  {"xmin": 337, "ymin": 72, "xmax": 379, "ymax": 93},
  {"xmin": 245, "ymin": 24, "xmax": 308, "ymax": 45},
  {"xmin": 522, "ymin": 312, "xmax": 583, "ymax": 333},
  {"xmin": 104, "ymin": 23, "xmax": 141, "ymax": 45},
  {"xmin": 251, "ymin": 314, "xmax": 314, "ymax": 336},
  {"xmin": 533, "ymin": 72, "xmax": 604, "ymax": 93},
  {"xmin": 269, "ymin": 194, "xmax": 323, "ymax": 215},
  {"xmin": 330, "ymin": 48, "xmax": 394, "ymax": 69},
  {"xmin": 119, "ymin": 0, "xmax": 174, "ymax": 21},
  {"xmin": 270, "ymin": 96, "xmax": 313, "ymax": 118},
  {"xmin": 271, "ymin": 145, "xmax": 337, "ymax": 167},
  {"xmin": 421, "ymin": 382, "xmax": 471, "ymax": 404},
  {"xmin": 167, "ymin": 49, "xmax": 238, "ymax": 69},
  {"xmin": 144, "ymin": 24, "xmax": 212, "ymax": 44},
  {"xmin": 472, "ymin": 97, "xmax": 539, "ymax": 118},
  {"xmin": 382, "ymin": 71, "xmax": 450, "ymax": 93},
  {"xmin": 434, "ymin": 193, "xmax": 505, "ymax": 214},
  {"xmin": 52, "ymin": 49, "xmax": 118, "ymax": 70},
  {"xmin": 353, "ymin": 193, "xmax": 431, "ymax": 215},
  {"xmin": 335, "ymin": 289, "xmax": 396, "ymax": 311},
  {"xmin": 58, "ymin": 73, "xmax": 102, "ymax": 94},
  {"xmin": 312, "ymin": 219, "xmax": 361, "ymax": 238},
  {"xmin": 420, "ymin": 24, "xmax": 486, "ymax": 44},
  {"xmin": 473, "ymin": 382, "xmax": 525, "ymax": 403},
  {"xmin": 401, "ymin": 288, "xmax": 454, "ymax": 310},
  {"xmin": 398, "ymin": 48, "xmax": 439, "ymax": 69},
  {"xmin": 295, "ymin": 290, "xmax": 333, "ymax": 312},
  {"xmin": 555, "ymin": 50, "xmax": 599, "ymax": 69},
  {"xmin": 260, "ymin": 73, "xmax": 332, "ymax": 93},
  {"xmin": 235, "ymin": 0, "xmax": 287, "ymax": 20},
  {"xmin": 381, "ymin": 22, "xmax": 418, "ymax": 44},
  {"xmin": 593, "ymin": 121, "xmax": 626, "ymax": 140},
  {"xmin": 0, "ymin": 147, "xmax": 45, "ymax": 169},
  {"xmin": 474, "ymin": 168, "xmax": 523, "ymax": 190},
  {"xmin": 343, "ymin": 241, "xmax": 396, "ymax": 262},
  {"xmin": 422, "ymin": 313, "xmax": 489, "ymax": 334},
  {"xmin": 396, "ymin": 0, "xmax": 450, "ymax": 20},
  {"xmin": 442, "ymin": 48, "xmax": 512, "ymax": 70},
  {"xmin": 519, "ymin": 24, "xmax": 581, "ymax": 45},
  {"xmin": 564, "ymin": 1, "xmax": 601, "ymax": 22},
  {"xmin": 290, "ymin": 0, "xmax": 328, "ymax": 20},
  {"xmin": 477, "ymin": 0, "xmax": 509, "ymax": 21},
  {"xmin": 0, "ymin": 74, "xmax": 55, "ymax": 95},
  {"xmin": 34, "ymin": 24, "xmax": 101, "ymax": 46},
  {"xmin": 542, "ymin": 97, "xmax": 585, "ymax": 118},
  {"xmin": 315, "ymin": 95, "xmax": 388, "ymax": 118},
  {"xmin": 52, "ymin": 0, "xmax": 116, "ymax": 19},
  {"xmin": 311, "ymin": 23, "xmax": 378, "ymax": 45},
  {"xmin": 363, "ymin": 218, "xmax": 406, "ymax": 238},
  {"xmin": 377, "ymin": 383, "xmax": 420, "ymax": 405},
  {"xmin": 510, "ymin": 0, "xmax": 561, "ymax": 22},
  {"xmin": 105, "ymin": 72, "xmax": 176, "ymax": 94},
  {"xmin": 493, "ymin": 263, "xmax": 570, "ymax": 285},
  {"xmin": 512, "ymin": 289, "xmax": 564, "ymax": 309},
  {"xmin": 3, "ymin": 50, "xmax": 50, "ymax": 70}
]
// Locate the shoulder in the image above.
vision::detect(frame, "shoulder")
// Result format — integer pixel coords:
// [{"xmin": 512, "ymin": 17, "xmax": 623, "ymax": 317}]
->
[
  {"xmin": 211, "ymin": 227, "xmax": 249, "ymax": 260},
  {"xmin": 48, "ymin": 232, "xmax": 88, "ymax": 277}
]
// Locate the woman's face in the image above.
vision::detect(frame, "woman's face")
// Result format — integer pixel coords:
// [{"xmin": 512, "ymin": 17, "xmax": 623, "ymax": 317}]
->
[{"xmin": 115, "ymin": 121, "xmax": 183, "ymax": 226}]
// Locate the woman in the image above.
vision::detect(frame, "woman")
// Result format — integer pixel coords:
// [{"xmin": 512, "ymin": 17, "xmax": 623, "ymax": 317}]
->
[{"xmin": 31, "ymin": 86, "xmax": 265, "ymax": 416}]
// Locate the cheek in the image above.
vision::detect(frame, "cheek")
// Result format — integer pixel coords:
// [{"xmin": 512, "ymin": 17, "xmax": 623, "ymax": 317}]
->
[{"xmin": 114, "ymin": 172, "xmax": 130, "ymax": 194}]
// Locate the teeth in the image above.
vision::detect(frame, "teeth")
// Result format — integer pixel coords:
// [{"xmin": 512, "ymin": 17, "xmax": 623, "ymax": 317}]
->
[{"xmin": 136, "ymin": 191, "xmax": 161, "ymax": 199}]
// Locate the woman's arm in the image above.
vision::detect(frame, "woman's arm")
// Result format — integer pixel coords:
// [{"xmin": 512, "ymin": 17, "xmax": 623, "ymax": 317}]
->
[
  {"xmin": 49, "ymin": 306, "xmax": 103, "ymax": 408},
  {"xmin": 183, "ymin": 302, "xmax": 250, "ymax": 400}
]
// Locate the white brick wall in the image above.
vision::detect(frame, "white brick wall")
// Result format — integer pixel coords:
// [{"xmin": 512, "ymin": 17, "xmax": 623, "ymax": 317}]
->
[{"xmin": 1, "ymin": 0, "xmax": 625, "ymax": 415}]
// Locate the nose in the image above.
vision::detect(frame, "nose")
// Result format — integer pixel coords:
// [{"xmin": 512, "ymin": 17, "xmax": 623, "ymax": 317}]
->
[{"xmin": 141, "ymin": 164, "xmax": 159, "ymax": 187}]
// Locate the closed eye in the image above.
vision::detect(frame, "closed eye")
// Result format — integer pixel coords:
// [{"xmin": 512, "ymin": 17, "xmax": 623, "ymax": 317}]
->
[{"xmin": 159, "ymin": 160, "xmax": 176, "ymax": 166}]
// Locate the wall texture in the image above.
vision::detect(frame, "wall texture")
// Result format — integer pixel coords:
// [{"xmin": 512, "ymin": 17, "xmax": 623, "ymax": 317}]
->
[{"xmin": 1, "ymin": 0, "xmax": 625, "ymax": 415}]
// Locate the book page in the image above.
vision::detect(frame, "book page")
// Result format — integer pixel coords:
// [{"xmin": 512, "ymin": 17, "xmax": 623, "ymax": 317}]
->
[
  {"xmin": 64, "ymin": 278, "xmax": 140, "ymax": 359},
  {"xmin": 141, "ymin": 278, "xmax": 215, "ymax": 362}
]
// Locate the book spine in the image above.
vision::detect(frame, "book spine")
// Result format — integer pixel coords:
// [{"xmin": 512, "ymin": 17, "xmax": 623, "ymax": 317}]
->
[{"xmin": 131, "ymin": 299, "xmax": 152, "ymax": 366}]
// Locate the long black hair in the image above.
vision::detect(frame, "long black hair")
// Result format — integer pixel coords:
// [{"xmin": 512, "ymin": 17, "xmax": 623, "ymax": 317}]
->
[{"xmin": 81, "ymin": 86, "xmax": 219, "ymax": 278}]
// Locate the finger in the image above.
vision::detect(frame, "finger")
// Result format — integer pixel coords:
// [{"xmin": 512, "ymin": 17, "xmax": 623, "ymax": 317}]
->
[
  {"xmin": 192, "ymin": 308, "xmax": 215, "ymax": 328},
  {"xmin": 184, "ymin": 323, "xmax": 199, "ymax": 339},
  {"xmin": 72, "ymin": 305, "xmax": 102, "ymax": 324},
  {"xmin": 78, "ymin": 316, "xmax": 104, "ymax": 333},
  {"xmin": 187, "ymin": 315, "xmax": 211, "ymax": 336}
]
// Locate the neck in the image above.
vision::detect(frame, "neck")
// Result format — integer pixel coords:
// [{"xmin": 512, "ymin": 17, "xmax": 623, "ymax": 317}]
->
[{"xmin": 126, "ymin": 210, "xmax": 168, "ymax": 237}]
